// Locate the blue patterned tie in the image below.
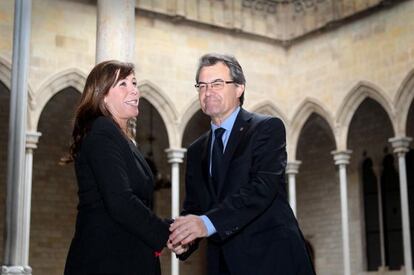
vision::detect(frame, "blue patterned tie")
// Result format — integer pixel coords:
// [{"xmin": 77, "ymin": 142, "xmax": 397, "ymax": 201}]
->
[{"xmin": 211, "ymin": 128, "xmax": 225, "ymax": 188}]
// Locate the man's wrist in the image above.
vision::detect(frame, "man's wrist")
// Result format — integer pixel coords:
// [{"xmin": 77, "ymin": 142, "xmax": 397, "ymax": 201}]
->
[{"xmin": 200, "ymin": 215, "xmax": 217, "ymax": 236}]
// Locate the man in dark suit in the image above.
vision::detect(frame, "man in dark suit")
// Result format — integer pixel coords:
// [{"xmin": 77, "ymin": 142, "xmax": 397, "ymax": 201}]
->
[{"xmin": 168, "ymin": 53, "xmax": 315, "ymax": 275}]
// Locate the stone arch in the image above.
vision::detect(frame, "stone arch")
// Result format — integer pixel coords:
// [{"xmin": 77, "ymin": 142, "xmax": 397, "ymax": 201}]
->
[
  {"xmin": 289, "ymin": 98, "xmax": 335, "ymax": 160},
  {"xmin": 395, "ymin": 68, "xmax": 414, "ymax": 136},
  {"xmin": 179, "ymin": 96, "xmax": 203, "ymax": 143},
  {"xmin": 1, "ymin": 56, "xmax": 35, "ymax": 129},
  {"xmin": 30, "ymin": 87, "xmax": 80, "ymax": 274},
  {"xmin": 336, "ymin": 81, "xmax": 395, "ymax": 150},
  {"xmin": 31, "ymin": 68, "xmax": 85, "ymax": 131},
  {"xmin": 138, "ymin": 80, "xmax": 179, "ymax": 148},
  {"xmin": 250, "ymin": 100, "xmax": 288, "ymax": 126},
  {"xmin": 0, "ymin": 56, "xmax": 11, "ymax": 89},
  {"xmin": 295, "ymin": 112, "xmax": 338, "ymax": 274}
]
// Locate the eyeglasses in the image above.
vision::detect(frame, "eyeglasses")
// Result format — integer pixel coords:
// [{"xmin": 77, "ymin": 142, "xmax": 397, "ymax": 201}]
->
[{"xmin": 194, "ymin": 79, "xmax": 235, "ymax": 92}]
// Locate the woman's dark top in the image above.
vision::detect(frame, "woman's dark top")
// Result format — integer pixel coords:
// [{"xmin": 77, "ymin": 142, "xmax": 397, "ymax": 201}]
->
[{"xmin": 64, "ymin": 116, "xmax": 169, "ymax": 275}]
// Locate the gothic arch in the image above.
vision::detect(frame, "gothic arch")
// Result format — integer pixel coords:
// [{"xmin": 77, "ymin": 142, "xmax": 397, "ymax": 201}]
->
[
  {"xmin": 31, "ymin": 68, "xmax": 85, "ymax": 131},
  {"xmin": 1, "ymin": 56, "xmax": 35, "ymax": 124},
  {"xmin": 336, "ymin": 81, "xmax": 395, "ymax": 150},
  {"xmin": 0, "ymin": 56, "xmax": 11, "ymax": 89},
  {"xmin": 138, "ymin": 80, "xmax": 179, "ymax": 148},
  {"xmin": 289, "ymin": 98, "xmax": 335, "ymax": 160},
  {"xmin": 250, "ymin": 100, "xmax": 288, "ymax": 126},
  {"xmin": 395, "ymin": 68, "xmax": 414, "ymax": 136},
  {"xmin": 180, "ymin": 96, "xmax": 202, "ymax": 142}
]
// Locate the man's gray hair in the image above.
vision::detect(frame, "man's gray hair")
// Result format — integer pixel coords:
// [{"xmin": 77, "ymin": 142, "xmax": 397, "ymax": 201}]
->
[{"xmin": 195, "ymin": 53, "xmax": 246, "ymax": 106}]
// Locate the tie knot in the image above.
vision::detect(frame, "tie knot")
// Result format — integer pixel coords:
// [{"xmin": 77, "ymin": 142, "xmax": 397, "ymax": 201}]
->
[{"xmin": 214, "ymin": 128, "xmax": 225, "ymax": 140}]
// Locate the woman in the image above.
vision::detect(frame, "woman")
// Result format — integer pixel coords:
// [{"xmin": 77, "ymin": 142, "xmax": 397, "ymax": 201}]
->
[{"xmin": 64, "ymin": 60, "xmax": 170, "ymax": 275}]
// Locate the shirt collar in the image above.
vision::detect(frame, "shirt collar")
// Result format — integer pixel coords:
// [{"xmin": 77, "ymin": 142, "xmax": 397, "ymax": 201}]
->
[{"xmin": 211, "ymin": 106, "xmax": 240, "ymax": 133}]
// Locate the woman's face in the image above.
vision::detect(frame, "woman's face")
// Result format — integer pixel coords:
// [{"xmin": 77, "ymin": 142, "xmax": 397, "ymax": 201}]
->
[{"xmin": 104, "ymin": 72, "xmax": 139, "ymax": 127}]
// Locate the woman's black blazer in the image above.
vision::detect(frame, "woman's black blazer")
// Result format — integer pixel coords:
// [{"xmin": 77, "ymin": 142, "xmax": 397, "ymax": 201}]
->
[{"xmin": 65, "ymin": 116, "xmax": 169, "ymax": 275}]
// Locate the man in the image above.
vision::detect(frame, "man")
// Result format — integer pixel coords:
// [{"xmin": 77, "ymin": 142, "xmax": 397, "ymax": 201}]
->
[{"xmin": 168, "ymin": 53, "xmax": 315, "ymax": 275}]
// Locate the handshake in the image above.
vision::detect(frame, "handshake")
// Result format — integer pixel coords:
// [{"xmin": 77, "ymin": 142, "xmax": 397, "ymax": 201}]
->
[{"xmin": 166, "ymin": 214, "xmax": 208, "ymax": 255}]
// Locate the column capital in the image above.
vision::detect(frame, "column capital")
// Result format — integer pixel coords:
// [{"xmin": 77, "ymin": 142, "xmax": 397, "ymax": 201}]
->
[
  {"xmin": 286, "ymin": 160, "xmax": 302, "ymax": 175},
  {"xmin": 331, "ymin": 150, "xmax": 352, "ymax": 166},
  {"xmin": 25, "ymin": 131, "xmax": 41, "ymax": 150},
  {"xmin": 389, "ymin": 136, "xmax": 412, "ymax": 155},
  {"xmin": 165, "ymin": 148, "xmax": 187, "ymax": 164}
]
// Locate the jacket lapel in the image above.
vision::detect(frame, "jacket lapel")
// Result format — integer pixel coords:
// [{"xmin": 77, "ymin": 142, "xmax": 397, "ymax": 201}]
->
[
  {"xmin": 129, "ymin": 141, "xmax": 154, "ymax": 182},
  {"xmin": 217, "ymin": 109, "xmax": 252, "ymax": 198}
]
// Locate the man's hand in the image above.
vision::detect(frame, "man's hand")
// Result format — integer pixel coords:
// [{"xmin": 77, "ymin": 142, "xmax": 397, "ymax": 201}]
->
[
  {"xmin": 167, "ymin": 241, "xmax": 189, "ymax": 255},
  {"xmin": 168, "ymin": 215, "xmax": 208, "ymax": 246}
]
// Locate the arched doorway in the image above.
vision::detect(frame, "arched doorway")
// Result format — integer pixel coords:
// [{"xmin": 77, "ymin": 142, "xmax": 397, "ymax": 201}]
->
[
  {"xmin": 347, "ymin": 97, "xmax": 396, "ymax": 270},
  {"xmin": 31, "ymin": 87, "xmax": 80, "ymax": 274},
  {"xmin": 296, "ymin": 113, "xmax": 338, "ymax": 275},
  {"xmin": 179, "ymin": 109, "xmax": 210, "ymax": 275},
  {"xmin": 135, "ymin": 98, "xmax": 171, "ymax": 273}
]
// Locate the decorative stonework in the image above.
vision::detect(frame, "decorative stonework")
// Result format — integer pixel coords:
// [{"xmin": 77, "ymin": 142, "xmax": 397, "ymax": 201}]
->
[
  {"xmin": 286, "ymin": 160, "xmax": 301, "ymax": 174},
  {"xmin": 395, "ymin": 69, "xmax": 414, "ymax": 136},
  {"xmin": 332, "ymin": 150, "xmax": 352, "ymax": 166},
  {"xmin": 250, "ymin": 100, "xmax": 288, "ymax": 124},
  {"xmin": 30, "ymin": 69, "xmax": 85, "ymax": 131},
  {"xmin": 389, "ymin": 136, "xmax": 412, "ymax": 156},
  {"xmin": 25, "ymin": 131, "xmax": 41, "ymax": 151},
  {"xmin": 288, "ymin": 98, "xmax": 335, "ymax": 159},
  {"xmin": 165, "ymin": 148, "xmax": 186, "ymax": 164},
  {"xmin": 135, "ymin": 0, "xmax": 395, "ymax": 42},
  {"xmin": 139, "ymin": 81, "xmax": 180, "ymax": 147},
  {"xmin": 335, "ymin": 81, "xmax": 395, "ymax": 150},
  {"xmin": 242, "ymin": 0, "xmax": 327, "ymax": 14},
  {"xmin": 1, "ymin": 265, "xmax": 32, "ymax": 275}
]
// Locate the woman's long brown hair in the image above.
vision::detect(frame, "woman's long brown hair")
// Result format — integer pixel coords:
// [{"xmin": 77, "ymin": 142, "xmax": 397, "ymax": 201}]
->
[{"xmin": 62, "ymin": 60, "xmax": 135, "ymax": 163}]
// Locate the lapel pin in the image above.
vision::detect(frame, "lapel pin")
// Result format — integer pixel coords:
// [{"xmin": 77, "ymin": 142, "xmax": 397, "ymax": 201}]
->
[{"xmin": 240, "ymin": 127, "xmax": 244, "ymax": 131}]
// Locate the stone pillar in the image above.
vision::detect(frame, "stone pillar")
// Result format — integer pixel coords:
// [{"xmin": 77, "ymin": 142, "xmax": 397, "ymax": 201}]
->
[
  {"xmin": 166, "ymin": 148, "xmax": 187, "ymax": 275},
  {"xmin": 286, "ymin": 160, "xmax": 301, "ymax": 216},
  {"xmin": 389, "ymin": 137, "xmax": 413, "ymax": 275},
  {"xmin": 22, "ymin": 132, "xmax": 41, "ymax": 263},
  {"xmin": 332, "ymin": 150, "xmax": 352, "ymax": 275},
  {"xmin": 1, "ymin": 131, "xmax": 39, "ymax": 275},
  {"xmin": 377, "ymin": 172, "xmax": 387, "ymax": 270},
  {"xmin": 372, "ymin": 163, "xmax": 387, "ymax": 270},
  {"xmin": 96, "ymin": 0, "xmax": 135, "ymax": 63},
  {"xmin": 2, "ymin": 0, "xmax": 32, "ymax": 274}
]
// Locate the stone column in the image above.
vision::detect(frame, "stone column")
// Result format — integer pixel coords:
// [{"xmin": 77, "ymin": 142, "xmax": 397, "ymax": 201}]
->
[
  {"xmin": 286, "ymin": 160, "xmax": 301, "ymax": 216},
  {"xmin": 332, "ymin": 150, "xmax": 352, "ymax": 275},
  {"xmin": 2, "ymin": 0, "xmax": 32, "ymax": 274},
  {"xmin": 22, "ymin": 132, "xmax": 41, "ymax": 263},
  {"xmin": 374, "ymin": 164, "xmax": 386, "ymax": 270},
  {"xmin": 166, "ymin": 148, "xmax": 187, "ymax": 275},
  {"xmin": 96, "ymin": 0, "xmax": 135, "ymax": 63},
  {"xmin": 389, "ymin": 137, "xmax": 413, "ymax": 275}
]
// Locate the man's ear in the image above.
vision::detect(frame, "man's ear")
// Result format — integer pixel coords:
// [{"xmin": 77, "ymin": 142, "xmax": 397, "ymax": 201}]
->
[{"xmin": 236, "ymin": 84, "xmax": 245, "ymax": 98}]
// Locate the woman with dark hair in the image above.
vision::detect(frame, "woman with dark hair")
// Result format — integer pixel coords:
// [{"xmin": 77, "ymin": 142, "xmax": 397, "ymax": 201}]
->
[{"xmin": 64, "ymin": 60, "xmax": 169, "ymax": 275}]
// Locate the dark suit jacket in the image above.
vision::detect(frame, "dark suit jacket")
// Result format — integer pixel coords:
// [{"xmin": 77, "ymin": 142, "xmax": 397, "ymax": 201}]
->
[
  {"xmin": 65, "ymin": 116, "xmax": 169, "ymax": 275},
  {"xmin": 181, "ymin": 108, "xmax": 315, "ymax": 275}
]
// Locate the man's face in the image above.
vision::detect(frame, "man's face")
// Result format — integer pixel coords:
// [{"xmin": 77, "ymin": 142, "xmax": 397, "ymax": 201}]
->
[{"xmin": 198, "ymin": 62, "xmax": 244, "ymax": 125}]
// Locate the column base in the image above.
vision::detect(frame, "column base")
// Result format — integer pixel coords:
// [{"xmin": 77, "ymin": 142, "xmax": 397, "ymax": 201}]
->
[{"xmin": 1, "ymin": 266, "xmax": 32, "ymax": 275}]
